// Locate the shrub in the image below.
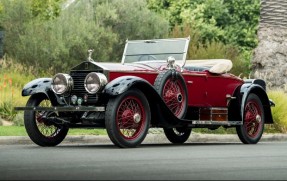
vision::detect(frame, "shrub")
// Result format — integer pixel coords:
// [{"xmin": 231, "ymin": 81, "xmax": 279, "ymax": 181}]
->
[
  {"xmin": 0, "ymin": 101, "xmax": 17, "ymax": 121},
  {"xmin": 0, "ymin": 56, "xmax": 34, "ymax": 123},
  {"xmin": 12, "ymin": 112, "xmax": 24, "ymax": 126},
  {"xmin": 267, "ymin": 90, "xmax": 287, "ymax": 133}
]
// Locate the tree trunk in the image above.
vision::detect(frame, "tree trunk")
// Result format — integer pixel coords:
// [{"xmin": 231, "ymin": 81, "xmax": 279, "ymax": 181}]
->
[{"xmin": 252, "ymin": 0, "xmax": 287, "ymax": 90}]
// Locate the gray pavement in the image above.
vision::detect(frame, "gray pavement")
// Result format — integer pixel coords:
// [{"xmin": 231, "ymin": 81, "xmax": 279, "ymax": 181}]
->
[{"xmin": 1, "ymin": 133, "xmax": 287, "ymax": 145}]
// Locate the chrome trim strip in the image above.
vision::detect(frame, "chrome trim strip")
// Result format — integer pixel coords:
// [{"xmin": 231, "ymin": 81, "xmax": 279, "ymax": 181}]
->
[
  {"xmin": 192, "ymin": 120, "xmax": 242, "ymax": 126},
  {"xmin": 109, "ymin": 70, "xmax": 158, "ymax": 74},
  {"xmin": 182, "ymin": 36, "xmax": 190, "ymax": 68},
  {"xmin": 121, "ymin": 39, "xmax": 129, "ymax": 65}
]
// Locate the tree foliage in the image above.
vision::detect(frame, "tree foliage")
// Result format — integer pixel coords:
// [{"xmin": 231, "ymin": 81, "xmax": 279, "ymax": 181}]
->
[
  {"xmin": 1, "ymin": 0, "xmax": 169, "ymax": 73},
  {"xmin": 0, "ymin": 1, "xmax": 3, "ymax": 30},
  {"xmin": 147, "ymin": 0, "xmax": 260, "ymax": 51},
  {"xmin": 31, "ymin": 0, "xmax": 62, "ymax": 20}
]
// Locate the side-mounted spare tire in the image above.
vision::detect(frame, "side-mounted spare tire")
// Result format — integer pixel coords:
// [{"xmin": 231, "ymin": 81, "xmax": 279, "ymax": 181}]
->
[{"xmin": 154, "ymin": 70, "xmax": 191, "ymax": 144}]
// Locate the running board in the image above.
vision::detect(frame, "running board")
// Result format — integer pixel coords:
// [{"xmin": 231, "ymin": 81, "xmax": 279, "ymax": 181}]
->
[{"xmin": 14, "ymin": 106, "xmax": 106, "ymax": 112}]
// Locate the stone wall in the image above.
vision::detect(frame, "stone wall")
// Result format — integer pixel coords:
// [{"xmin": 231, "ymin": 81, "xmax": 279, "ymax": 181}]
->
[{"xmin": 252, "ymin": 0, "xmax": 287, "ymax": 90}]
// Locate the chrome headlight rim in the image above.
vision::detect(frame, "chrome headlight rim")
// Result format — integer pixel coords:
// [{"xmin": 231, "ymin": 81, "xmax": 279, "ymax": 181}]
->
[
  {"xmin": 84, "ymin": 72, "xmax": 107, "ymax": 94},
  {"xmin": 51, "ymin": 73, "xmax": 73, "ymax": 95}
]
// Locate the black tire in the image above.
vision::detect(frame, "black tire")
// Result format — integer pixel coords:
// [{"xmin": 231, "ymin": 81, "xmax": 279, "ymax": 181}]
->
[
  {"xmin": 236, "ymin": 93, "xmax": 265, "ymax": 144},
  {"xmin": 154, "ymin": 70, "xmax": 191, "ymax": 143},
  {"xmin": 164, "ymin": 127, "xmax": 192, "ymax": 144},
  {"xmin": 24, "ymin": 94, "xmax": 69, "ymax": 146},
  {"xmin": 105, "ymin": 89, "xmax": 151, "ymax": 148}
]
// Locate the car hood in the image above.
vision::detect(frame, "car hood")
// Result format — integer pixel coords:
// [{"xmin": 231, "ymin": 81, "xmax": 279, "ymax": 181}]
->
[{"xmin": 70, "ymin": 61, "xmax": 164, "ymax": 72}]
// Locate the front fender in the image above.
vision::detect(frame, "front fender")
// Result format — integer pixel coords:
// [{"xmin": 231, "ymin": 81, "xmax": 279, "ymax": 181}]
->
[
  {"xmin": 22, "ymin": 78, "xmax": 52, "ymax": 96},
  {"xmin": 240, "ymin": 83, "xmax": 274, "ymax": 123},
  {"xmin": 104, "ymin": 76, "xmax": 184, "ymax": 127},
  {"xmin": 22, "ymin": 78, "xmax": 64, "ymax": 106},
  {"xmin": 104, "ymin": 76, "xmax": 153, "ymax": 96}
]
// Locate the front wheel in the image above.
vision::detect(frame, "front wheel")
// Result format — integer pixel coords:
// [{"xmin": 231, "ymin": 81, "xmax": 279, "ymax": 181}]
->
[
  {"xmin": 236, "ymin": 93, "xmax": 265, "ymax": 144},
  {"xmin": 164, "ymin": 127, "xmax": 192, "ymax": 144},
  {"xmin": 24, "ymin": 94, "xmax": 69, "ymax": 146},
  {"xmin": 105, "ymin": 89, "xmax": 151, "ymax": 148}
]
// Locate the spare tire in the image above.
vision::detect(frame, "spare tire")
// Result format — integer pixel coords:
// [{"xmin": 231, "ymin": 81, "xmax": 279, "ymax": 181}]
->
[{"xmin": 154, "ymin": 70, "xmax": 188, "ymax": 118}]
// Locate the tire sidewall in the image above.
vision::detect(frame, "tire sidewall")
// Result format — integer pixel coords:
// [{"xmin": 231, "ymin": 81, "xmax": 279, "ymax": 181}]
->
[
  {"xmin": 105, "ymin": 89, "xmax": 151, "ymax": 148},
  {"xmin": 163, "ymin": 128, "xmax": 192, "ymax": 144},
  {"xmin": 237, "ymin": 93, "xmax": 265, "ymax": 144}
]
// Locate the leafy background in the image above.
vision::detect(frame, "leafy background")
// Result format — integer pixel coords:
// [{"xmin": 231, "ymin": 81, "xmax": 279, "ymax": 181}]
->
[{"xmin": 0, "ymin": 0, "xmax": 286, "ymax": 134}]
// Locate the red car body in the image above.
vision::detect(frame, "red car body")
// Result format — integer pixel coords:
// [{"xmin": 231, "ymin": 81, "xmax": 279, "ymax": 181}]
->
[{"xmin": 15, "ymin": 37, "xmax": 274, "ymax": 148}]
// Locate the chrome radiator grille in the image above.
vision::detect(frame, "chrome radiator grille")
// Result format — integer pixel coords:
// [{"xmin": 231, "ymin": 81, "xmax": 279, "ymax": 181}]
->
[{"xmin": 70, "ymin": 71, "xmax": 99, "ymax": 103}]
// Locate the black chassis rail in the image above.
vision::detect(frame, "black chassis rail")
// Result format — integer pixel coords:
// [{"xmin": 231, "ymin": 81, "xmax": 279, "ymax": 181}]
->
[{"xmin": 14, "ymin": 106, "xmax": 105, "ymax": 112}]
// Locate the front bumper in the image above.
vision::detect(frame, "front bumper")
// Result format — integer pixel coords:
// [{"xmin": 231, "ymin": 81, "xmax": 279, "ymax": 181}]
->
[{"xmin": 14, "ymin": 106, "xmax": 105, "ymax": 112}]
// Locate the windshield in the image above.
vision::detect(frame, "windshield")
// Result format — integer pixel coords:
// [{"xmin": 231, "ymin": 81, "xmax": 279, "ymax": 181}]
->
[{"xmin": 121, "ymin": 37, "xmax": 190, "ymax": 67}]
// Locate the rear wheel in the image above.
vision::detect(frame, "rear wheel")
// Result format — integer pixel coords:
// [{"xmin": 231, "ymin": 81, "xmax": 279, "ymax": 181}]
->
[
  {"xmin": 105, "ymin": 89, "xmax": 150, "ymax": 148},
  {"xmin": 164, "ymin": 127, "xmax": 192, "ymax": 144},
  {"xmin": 154, "ymin": 70, "xmax": 191, "ymax": 143},
  {"xmin": 24, "ymin": 94, "xmax": 69, "ymax": 146},
  {"xmin": 236, "ymin": 93, "xmax": 264, "ymax": 144}
]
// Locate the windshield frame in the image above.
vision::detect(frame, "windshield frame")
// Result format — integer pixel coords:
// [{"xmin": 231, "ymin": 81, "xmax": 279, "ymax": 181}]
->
[{"xmin": 121, "ymin": 37, "xmax": 190, "ymax": 68}]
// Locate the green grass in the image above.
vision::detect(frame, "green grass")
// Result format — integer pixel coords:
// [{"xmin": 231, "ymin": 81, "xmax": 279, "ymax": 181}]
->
[
  {"xmin": 267, "ymin": 90, "xmax": 287, "ymax": 133},
  {"xmin": 0, "ymin": 126, "xmax": 27, "ymax": 136},
  {"xmin": 193, "ymin": 127, "xmax": 236, "ymax": 134},
  {"xmin": 0, "ymin": 126, "xmax": 107, "ymax": 136},
  {"xmin": 0, "ymin": 125, "xmax": 282, "ymax": 137},
  {"xmin": 69, "ymin": 128, "xmax": 107, "ymax": 135}
]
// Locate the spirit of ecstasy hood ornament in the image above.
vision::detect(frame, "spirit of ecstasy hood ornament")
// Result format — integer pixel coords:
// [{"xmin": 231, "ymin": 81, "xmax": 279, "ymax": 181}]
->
[{"xmin": 87, "ymin": 49, "xmax": 94, "ymax": 62}]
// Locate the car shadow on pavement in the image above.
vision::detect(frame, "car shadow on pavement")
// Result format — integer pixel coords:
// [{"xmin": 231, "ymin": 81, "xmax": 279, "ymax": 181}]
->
[{"xmin": 47, "ymin": 142, "xmax": 243, "ymax": 149}]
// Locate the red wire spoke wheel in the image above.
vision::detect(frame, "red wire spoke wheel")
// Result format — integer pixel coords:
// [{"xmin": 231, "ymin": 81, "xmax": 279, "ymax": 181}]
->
[
  {"xmin": 24, "ymin": 94, "xmax": 69, "ymax": 146},
  {"xmin": 105, "ymin": 89, "xmax": 150, "ymax": 148},
  {"xmin": 162, "ymin": 79, "xmax": 186, "ymax": 117},
  {"xmin": 116, "ymin": 96, "xmax": 146, "ymax": 140},
  {"xmin": 154, "ymin": 70, "xmax": 188, "ymax": 118},
  {"xmin": 236, "ymin": 93, "xmax": 265, "ymax": 144},
  {"xmin": 244, "ymin": 100, "xmax": 263, "ymax": 138}
]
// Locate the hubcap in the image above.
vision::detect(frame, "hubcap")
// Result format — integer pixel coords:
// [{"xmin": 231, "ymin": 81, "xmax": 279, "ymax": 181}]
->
[
  {"xmin": 133, "ymin": 113, "xmax": 141, "ymax": 124},
  {"xmin": 256, "ymin": 114, "xmax": 261, "ymax": 123},
  {"xmin": 177, "ymin": 93, "xmax": 183, "ymax": 103}
]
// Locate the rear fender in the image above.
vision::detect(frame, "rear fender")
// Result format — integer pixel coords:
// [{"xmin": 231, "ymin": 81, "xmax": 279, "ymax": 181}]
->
[
  {"xmin": 22, "ymin": 78, "xmax": 64, "ymax": 106},
  {"xmin": 240, "ymin": 83, "xmax": 274, "ymax": 123}
]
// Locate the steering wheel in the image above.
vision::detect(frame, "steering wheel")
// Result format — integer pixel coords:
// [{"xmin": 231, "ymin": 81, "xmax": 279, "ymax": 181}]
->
[{"xmin": 138, "ymin": 55, "xmax": 157, "ymax": 61}]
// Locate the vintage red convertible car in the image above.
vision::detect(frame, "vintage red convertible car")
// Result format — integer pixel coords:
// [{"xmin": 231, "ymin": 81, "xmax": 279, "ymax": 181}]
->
[{"xmin": 15, "ymin": 37, "xmax": 275, "ymax": 148}]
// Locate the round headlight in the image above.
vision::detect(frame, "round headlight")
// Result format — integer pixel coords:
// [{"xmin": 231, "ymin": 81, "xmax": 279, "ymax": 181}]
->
[
  {"xmin": 51, "ymin": 73, "xmax": 73, "ymax": 95},
  {"xmin": 84, "ymin": 72, "xmax": 107, "ymax": 94}
]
